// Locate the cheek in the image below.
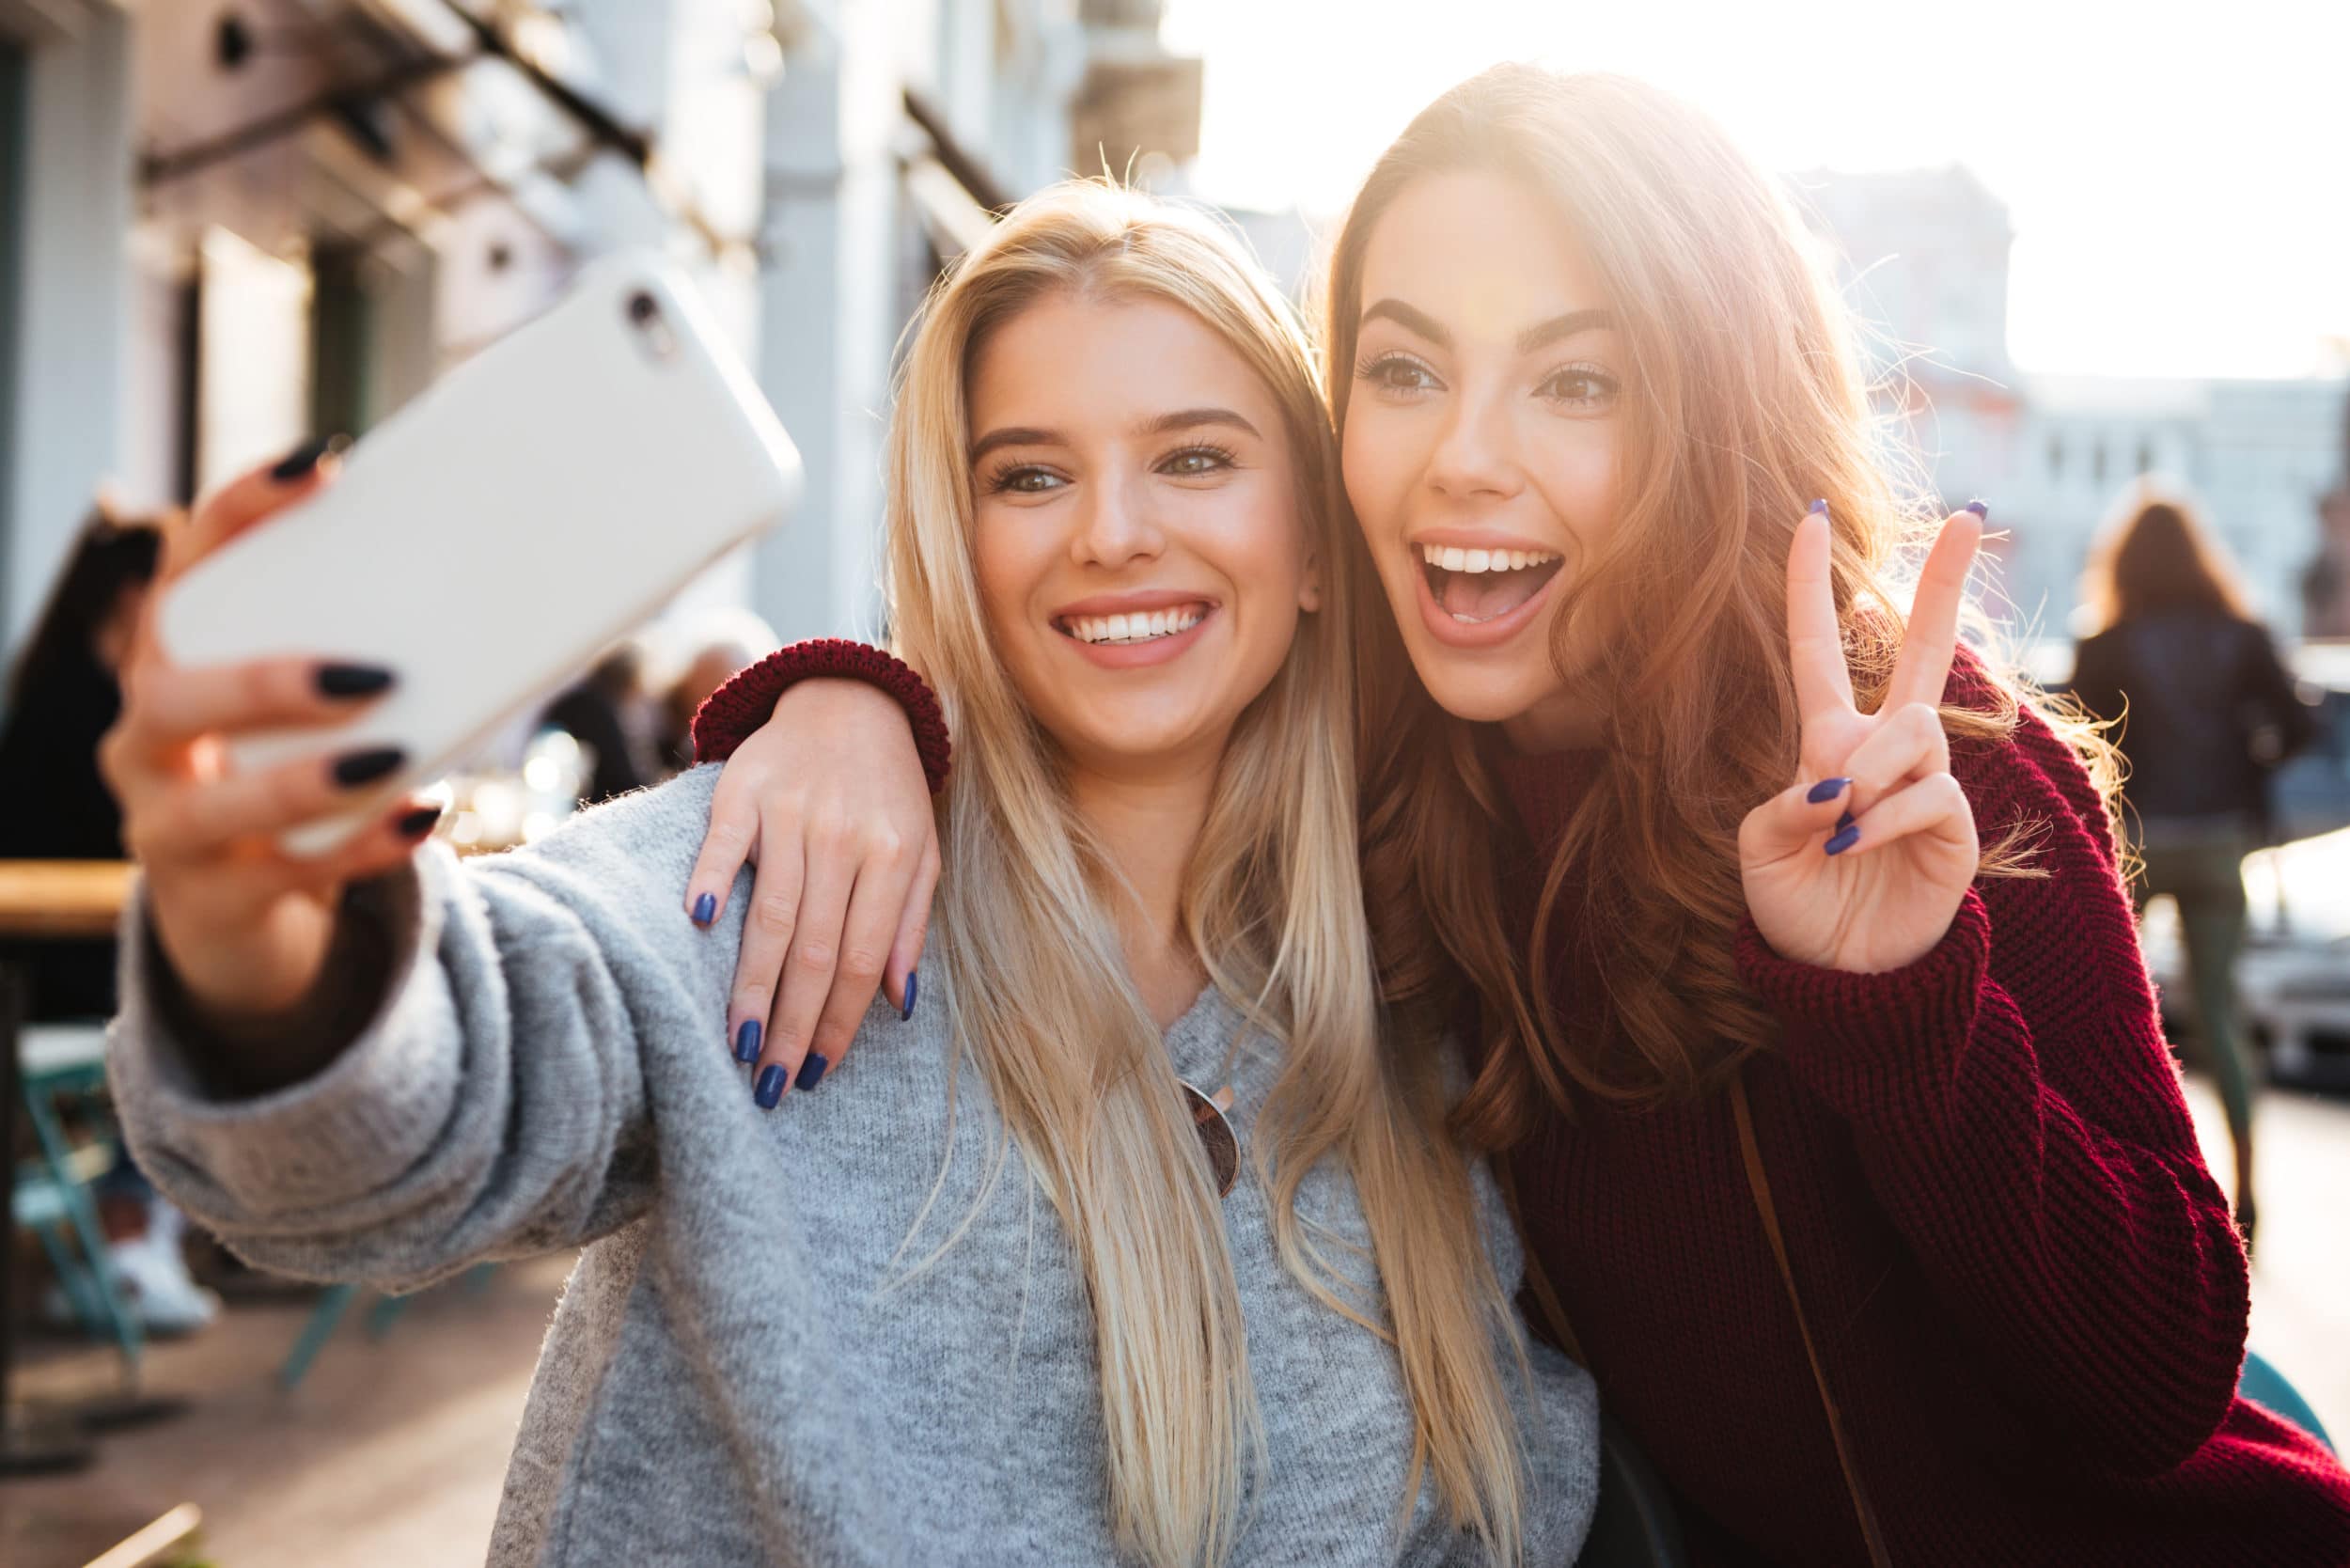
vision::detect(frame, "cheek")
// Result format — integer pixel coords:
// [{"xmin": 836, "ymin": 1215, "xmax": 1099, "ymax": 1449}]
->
[
  {"xmin": 1530, "ymin": 424, "xmax": 1621, "ymax": 553},
  {"xmin": 971, "ymin": 517, "xmax": 1048, "ymax": 652},
  {"xmin": 1339, "ymin": 411, "xmax": 1409, "ymax": 540}
]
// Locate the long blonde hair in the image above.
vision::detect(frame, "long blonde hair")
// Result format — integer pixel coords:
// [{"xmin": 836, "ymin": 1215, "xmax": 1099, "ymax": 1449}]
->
[
  {"xmin": 884, "ymin": 180, "xmax": 1532, "ymax": 1567},
  {"xmin": 1323, "ymin": 68, "xmax": 2118, "ymax": 1133}
]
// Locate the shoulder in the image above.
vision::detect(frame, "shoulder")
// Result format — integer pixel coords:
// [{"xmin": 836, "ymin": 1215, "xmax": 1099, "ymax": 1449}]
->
[{"xmin": 1940, "ymin": 649, "xmax": 2125, "ymax": 882}]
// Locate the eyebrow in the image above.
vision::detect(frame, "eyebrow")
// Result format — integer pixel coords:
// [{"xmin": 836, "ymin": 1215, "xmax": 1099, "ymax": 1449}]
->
[
  {"xmin": 968, "ymin": 407, "xmax": 1261, "ymax": 466},
  {"xmin": 1357, "ymin": 297, "xmax": 1617, "ymax": 356}
]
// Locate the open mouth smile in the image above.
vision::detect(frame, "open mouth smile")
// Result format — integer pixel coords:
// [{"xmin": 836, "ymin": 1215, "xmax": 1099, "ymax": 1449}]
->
[{"xmin": 1417, "ymin": 543, "xmax": 1566, "ymax": 626}]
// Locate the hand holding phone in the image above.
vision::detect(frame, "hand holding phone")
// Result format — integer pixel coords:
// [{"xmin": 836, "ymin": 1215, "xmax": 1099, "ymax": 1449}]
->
[
  {"xmin": 101, "ymin": 449, "xmax": 445, "ymax": 1053},
  {"xmin": 157, "ymin": 252, "xmax": 802, "ymax": 855}
]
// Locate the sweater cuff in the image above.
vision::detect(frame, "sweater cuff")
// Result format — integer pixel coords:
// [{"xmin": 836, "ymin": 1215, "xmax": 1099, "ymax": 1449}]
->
[
  {"xmin": 1735, "ymin": 889, "xmax": 1994, "ymax": 1125},
  {"xmin": 106, "ymin": 851, "xmax": 462, "ymax": 1222},
  {"xmin": 689, "ymin": 638, "xmax": 951, "ymax": 793}
]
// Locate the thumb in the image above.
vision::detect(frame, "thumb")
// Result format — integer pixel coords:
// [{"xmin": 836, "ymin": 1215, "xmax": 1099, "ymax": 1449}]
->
[{"xmin": 1741, "ymin": 775, "xmax": 1857, "ymax": 865}]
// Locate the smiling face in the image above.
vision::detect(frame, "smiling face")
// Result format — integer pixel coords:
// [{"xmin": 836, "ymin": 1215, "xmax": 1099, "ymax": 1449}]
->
[
  {"xmin": 968, "ymin": 290, "xmax": 1318, "ymax": 779},
  {"xmin": 1340, "ymin": 168, "xmax": 1625, "ymax": 749}
]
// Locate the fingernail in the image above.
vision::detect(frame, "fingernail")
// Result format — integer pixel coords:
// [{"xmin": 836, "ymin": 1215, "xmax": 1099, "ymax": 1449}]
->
[
  {"xmin": 1835, "ymin": 809, "xmax": 1856, "ymax": 833},
  {"xmin": 332, "ymin": 746, "xmax": 406, "ymax": 788},
  {"xmin": 1825, "ymin": 823, "xmax": 1861, "ymax": 856},
  {"xmin": 1805, "ymin": 776, "xmax": 1852, "ymax": 805},
  {"xmin": 754, "ymin": 1064, "xmax": 787, "ymax": 1109},
  {"xmin": 901, "ymin": 970, "xmax": 918, "ymax": 1023},
  {"xmin": 270, "ymin": 434, "xmax": 348, "ymax": 482},
  {"xmin": 1808, "ymin": 498, "xmax": 1828, "ymax": 516},
  {"xmin": 693, "ymin": 892, "xmax": 717, "ymax": 926},
  {"xmin": 1964, "ymin": 498, "xmax": 1990, "ymax": 520},
  {"xmin": 795, "ymin": 1053, "xmax": 829, "ymax": 1092},
  {"xmin": 317, "ymin": 663, "xmax": 395, "ymax": 699},
  {"xmin": 733, "ymin": 1019, "xmax": 761, "ymax": 1064},
  {"xmin": 397, "ymin": 805, "xmax": 442, "ymax": 839}
]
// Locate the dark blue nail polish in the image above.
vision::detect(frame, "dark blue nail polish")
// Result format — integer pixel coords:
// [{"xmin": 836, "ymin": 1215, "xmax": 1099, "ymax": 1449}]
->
[
  {"xmin": 332, "ymin": 746, "xmax": 406, "ymax": 788},
  {"xmin": 755, "ymin": 1064, "xmax": 787, "ymax": 1108},
  {"xmin": 317, "ymin": 663, "xmax": 395, "ymax": 698},
  {"xmin": 693, "ymin": 892, "xmax": 717, "ymax": 926},
  {"xmin": 1806, "ymin": 776, "xmax": 1852, "ymax": 805},
  {"xmin": 1964, "ymin": 499, "xmax": 1990, "ymax": 520},
  {"xmin": 1825, "ymin": 824, "xmax": 1861, "ymax": 856},
  {"xmin": 901, "ymin": 970, "xmax": 918, "ymax": 1023},
  {"xmin": 1835, "ymin": 809, "xmax": 1856, "ymax": 833},
  {"xmin": 1808, "ymin": 498, "xmax": 1828, "ymax": 515},
  {"xmin": 270, "ymin": 433, "xmax": 347, "ymax": 481},
  {"xmin": 733, "ymin": 1019, "xmax": 761, "ymax": 1063},
  {"xmin": 795, "ymin": 1053, "xmax": 829, "ymax": 1092}
]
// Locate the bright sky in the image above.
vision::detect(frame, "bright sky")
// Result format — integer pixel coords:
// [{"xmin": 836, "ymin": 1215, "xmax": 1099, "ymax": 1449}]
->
[{"xmin": 1160, "ymin": 0, "xmax": 2350, "ymax": 381}]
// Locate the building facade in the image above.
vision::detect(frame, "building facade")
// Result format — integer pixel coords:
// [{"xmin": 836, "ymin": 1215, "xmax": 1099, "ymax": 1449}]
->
[
  {"xmin": 1797, "ymin": 165, "xmax": 2349, "ymax": 641},
  {"xmin": 0, "ymin": 0, "xmax": 1200, "ymax": 679}
]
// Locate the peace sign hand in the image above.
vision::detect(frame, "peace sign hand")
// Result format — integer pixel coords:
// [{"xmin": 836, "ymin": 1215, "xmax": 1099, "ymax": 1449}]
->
[{"xmin": 1737, "ymin": 502, "xmax": 1985, "ymax": 975}]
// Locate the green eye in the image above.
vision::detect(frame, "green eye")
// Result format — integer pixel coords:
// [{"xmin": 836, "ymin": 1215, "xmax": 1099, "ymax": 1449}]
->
[{"xmin": 1161, "ymin": 447, "xmax": 1235, "ymax": 477}]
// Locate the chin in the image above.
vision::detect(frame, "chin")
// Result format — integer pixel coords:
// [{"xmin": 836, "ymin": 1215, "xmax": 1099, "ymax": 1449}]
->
[{"xmin": 1418, "ymin": 671, "xmax": 1541, "ymax": 725}]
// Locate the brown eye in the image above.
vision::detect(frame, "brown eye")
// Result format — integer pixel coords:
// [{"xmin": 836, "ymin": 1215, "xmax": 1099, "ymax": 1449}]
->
[
  {"xmin": 1357, "ymin": 353, "xmax": 1440, "ymax": 394},
  {"xmin": 1537, "ymin": 364, "xmax": 1619, "ymax": 410}
]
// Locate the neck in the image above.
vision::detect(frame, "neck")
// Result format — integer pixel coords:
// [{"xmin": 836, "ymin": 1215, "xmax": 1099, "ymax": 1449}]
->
[
  {"xmin": 1502, "ymin": 687, "xmax": 1605, "ymax": 754},
  {"xmin": 1066, "ymin": 747, "xmax": 1220, "ymax": 1027}
]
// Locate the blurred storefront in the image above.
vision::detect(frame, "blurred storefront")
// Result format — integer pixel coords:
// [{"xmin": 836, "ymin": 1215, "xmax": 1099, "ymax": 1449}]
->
[{"xmin": 0, "ymin": 0, "xmax": 1202, "ymax": 676}]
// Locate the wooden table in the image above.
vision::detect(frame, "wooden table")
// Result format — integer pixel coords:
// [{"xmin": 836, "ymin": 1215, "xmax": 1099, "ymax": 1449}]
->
[
  {"xmin": 0, "ymin": 861, "xmax": 133, "ymax": 1475},
  {"xmin": 0, "ymin": 862, "xmax": 135, "ymax": 942}
]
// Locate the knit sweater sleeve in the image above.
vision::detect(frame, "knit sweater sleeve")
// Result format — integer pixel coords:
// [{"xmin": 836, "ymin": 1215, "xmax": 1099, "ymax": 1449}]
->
[
  {"xmin": 1733, "ymin": 701, "xmax": 2248, "ymax": 1477},
  {"xmin": 690, "ymin": 638, "xmax": 951, "ymax": 792},
  {"xmin": 106, "ymin": 769, "xmax": 744, "ymax": 1294}
]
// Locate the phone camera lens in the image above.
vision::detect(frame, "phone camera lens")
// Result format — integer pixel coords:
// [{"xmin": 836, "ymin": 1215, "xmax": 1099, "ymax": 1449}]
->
[{"xmin": 626, "ymin": 290, "xmax": 660, "ymax": 327}]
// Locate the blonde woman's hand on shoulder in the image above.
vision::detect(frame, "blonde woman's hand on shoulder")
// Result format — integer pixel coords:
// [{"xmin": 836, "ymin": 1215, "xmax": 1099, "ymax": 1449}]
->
[
  {"xmin": 683, "ymin": 681, "xmax": 938, "ymax": 1097},
  {"xmin": 100, "ymin": 446, "xmax": 444, "ymax": 1066},
  {"xmin": 1736, "ymin": 502, "xmax": 1984, "ymax": 974}
]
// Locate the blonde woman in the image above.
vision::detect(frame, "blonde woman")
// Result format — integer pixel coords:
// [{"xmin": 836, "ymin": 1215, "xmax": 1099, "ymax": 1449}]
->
[{"xmin": 101, "ymin": 184, "xmax": 1597, "ymax": 1567}]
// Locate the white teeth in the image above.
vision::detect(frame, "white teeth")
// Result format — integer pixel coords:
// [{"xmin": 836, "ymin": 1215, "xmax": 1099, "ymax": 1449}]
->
[
  {"xmin": 1418, "ymin": 544, "xmax": 1560, "ymax": 574},
  {"xmin": 1062, "ymin": 604, "xmax": 1209, "ymax": 645}
]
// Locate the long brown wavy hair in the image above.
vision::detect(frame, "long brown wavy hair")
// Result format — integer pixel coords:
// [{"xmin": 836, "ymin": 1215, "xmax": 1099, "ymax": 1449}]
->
[
  {"xmin": 2081, "ymin": 478, "xmax": 2257, "ymax": 632},
  {"xmin": 1324, "ymin": 68, "xmax": 2113, "ymax": 1139}
]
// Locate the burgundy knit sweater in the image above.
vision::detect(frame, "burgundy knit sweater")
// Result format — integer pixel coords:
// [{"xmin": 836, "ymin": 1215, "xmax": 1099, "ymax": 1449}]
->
[
  {"xmin": 694, "ymin": 644, "xmax": 2350, "ymax": 1564},
  {"xmin": 1496, "ymin": 696, "xmax": 2350, "ymax": 1566}
]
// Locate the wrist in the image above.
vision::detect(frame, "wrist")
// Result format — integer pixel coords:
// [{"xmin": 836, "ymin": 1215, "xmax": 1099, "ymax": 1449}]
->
[{"xmin": 691, "ymin": 638, "xmax": 951, "ymax": 791}]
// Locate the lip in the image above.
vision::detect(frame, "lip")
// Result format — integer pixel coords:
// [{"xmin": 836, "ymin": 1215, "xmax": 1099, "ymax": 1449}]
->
[
  {"xmin": 1050, "ymin": 588, "xmax": 1220, "ymax": 620},
  {"xmin": 1057, "ymin": 604, "xmax": 1217, "ymax": 669},
  {"xmin": 1412, "ymin": 548, "xmax": 1564, "ymax": 650}
]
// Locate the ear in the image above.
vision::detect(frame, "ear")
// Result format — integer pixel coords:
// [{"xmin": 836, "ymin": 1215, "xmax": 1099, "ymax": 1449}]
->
[{"xmin": 1297, "ymin": 548, "xmax": 1324, "ymax": 613}]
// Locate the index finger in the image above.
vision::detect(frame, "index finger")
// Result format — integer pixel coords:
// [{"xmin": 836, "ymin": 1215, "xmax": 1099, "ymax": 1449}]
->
[
  {"xmin": 1785, "ymin": 503, "xmax": 1854, "ymax": 720},
  {"xmin": 162, "ymin": 437, "xmax": 346, "ymax": 587},
  {"xmin": 1885, "ymin": 508, "xmax": 1984, "ymax": 712}
]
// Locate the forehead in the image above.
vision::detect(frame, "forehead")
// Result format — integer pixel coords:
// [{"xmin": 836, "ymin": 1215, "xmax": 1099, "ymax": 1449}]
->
[
  {"xmin": 966, "ymin": 291, "xmax": 1276, "ymax": 431},
  {"xmin": 1356, "ymin": 169, "xmax": 1607, "ymax": 340}
]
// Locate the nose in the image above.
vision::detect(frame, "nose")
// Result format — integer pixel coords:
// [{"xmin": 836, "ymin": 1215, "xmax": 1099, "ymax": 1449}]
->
[
  {"xmin": 1070, "ymin": 469, "xmax": 1166, "ymax": 570},
  {"xmin": 1424, "ymin": 384, "xmax": 1526, "ymax": 504}
]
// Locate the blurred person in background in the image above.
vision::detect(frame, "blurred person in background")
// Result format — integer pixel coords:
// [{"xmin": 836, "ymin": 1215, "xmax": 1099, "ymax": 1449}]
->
[
  {"xmin": 0, "ymin": 503, "xmax": 164, "ymax": 1017},
  {"xmin": 657, "ymin": 609, "xmax": 781, "ymax": 772},
  {"xmin": 541, "ymin": 640, "xmax": 656, "ymax": 805},
  {"xmin": 0, "ymin": 500, "xmax": 217, "ymax": 1332},
  {"xmin": 2068, "ymin": 481, "xmax": 2319, "ymax": 1249}
]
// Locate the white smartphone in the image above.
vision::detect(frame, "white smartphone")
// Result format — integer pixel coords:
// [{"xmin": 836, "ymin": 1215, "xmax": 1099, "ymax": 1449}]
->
[{"xmin": 159, "ymin": 250, "xmax": 802, "ymax": 856}]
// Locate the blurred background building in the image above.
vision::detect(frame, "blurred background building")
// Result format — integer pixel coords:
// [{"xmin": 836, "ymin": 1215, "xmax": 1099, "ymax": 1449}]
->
[
  {"xmin": 1796, "ymin": 166, "xmax": 2350, "ymax": 645},
  {"xmin": 0, "ymin": 0, "xmax": 1203, "ymax": 672}
]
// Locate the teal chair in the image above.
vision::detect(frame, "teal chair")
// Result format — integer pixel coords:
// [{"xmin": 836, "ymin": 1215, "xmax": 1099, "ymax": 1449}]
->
[
  {"xmin": 2241, "ymin": 1350, "xmax": 2334, "ymax": 1452},
  {"xmin": 278, "ymin": 1263, "xmax": 500, "ymax": 1389},
  {"xmin": 12, "ymin": 1024, "xmax": 141, "ymax": 1373}
]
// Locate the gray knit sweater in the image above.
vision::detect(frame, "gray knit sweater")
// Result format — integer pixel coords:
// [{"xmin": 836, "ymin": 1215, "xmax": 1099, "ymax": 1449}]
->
[{"xmin": 109, "ymin": 766, "xmax": 1599, "ymax": 1566}]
